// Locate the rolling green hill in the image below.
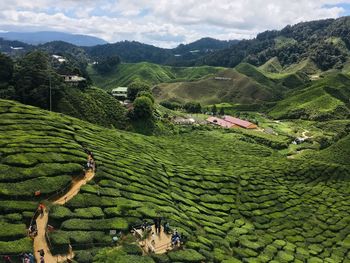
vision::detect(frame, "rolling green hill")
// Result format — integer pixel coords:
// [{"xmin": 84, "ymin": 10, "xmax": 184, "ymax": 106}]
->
[
  {"xmin": 55, "ymin": 87, "xmax": 127, "ymax": 129},
  {"xmin": 153, "ymin": 67, "xmax": 279, "ymax": 105},
  {"xmin": 1, "ymin": 99, "xmax": 350, "ymax": 262},
  {"xmin": 88, "ymin": 62, "xmax": 224, "ymax": 89},
  {"xmin": 269, "ymin": 73, "xmax": 350, "ymax": 120},
  {"xmin": 153, "ymin": 61, "xmax": 314, "ymax": 106}
]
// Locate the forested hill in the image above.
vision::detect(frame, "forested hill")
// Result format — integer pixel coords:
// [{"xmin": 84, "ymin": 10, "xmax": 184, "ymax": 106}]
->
[
  {"xmin": 2, "ymin": 16, "xmax": 350, "ymax": 70},
  {"xmin": 0, "ymin": 37, "xmax": 236, "ymax": 66},
  {"xmin": 199, "ymin": 16, "xmax": 350, "ymax": 70},
  {"xmin": 84, "ymin": 37, "xmax": 237, "ymax": 65}
]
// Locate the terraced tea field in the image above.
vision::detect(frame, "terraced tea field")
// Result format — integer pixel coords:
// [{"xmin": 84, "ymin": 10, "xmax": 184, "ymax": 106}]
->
[{"xmin": 1, "ymin": 99, "xmax": 350, "ymax": 262}]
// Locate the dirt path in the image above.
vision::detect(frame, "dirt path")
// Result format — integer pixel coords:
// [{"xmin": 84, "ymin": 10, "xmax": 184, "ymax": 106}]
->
[
  {"xmin": 301, "ymin": 130, "xmax": 312, "ymax": 139},
  {"xmin": 54, "ymin": 170, "xmax": 94, "ymax": 205},
  {"xmin": 33, "ymin": 210, "xmax": 74, "ymax": 263},
  {"xmin": 33, "ymin": 168, "xmax": 95, "ymax": 263},
  {"xmin": 140, "ymin": 225, "xmax": 173, "ymax": 254}
]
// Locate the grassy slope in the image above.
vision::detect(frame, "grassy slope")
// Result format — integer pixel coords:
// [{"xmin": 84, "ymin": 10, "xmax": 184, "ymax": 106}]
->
[
  {"xmin": 1, "ymin": 99, "xmax": 350, "ymax": 262},
  {"xmin": 154, "ymin": 68, "xmax": 276, "ymax": 105},
  {"xmin": 269, "ymin": 73, "xmax": 350, "ymax": 120},
  {"xmin": 154, "ymin": 60, "xmax": 317, "ymax": 106},
  {"xmin": 56, "ymin": 87, "xmax": 127, "ymax": 129},
  {"xmin": 87, "ymin": 62, "xmax": 224, "ymax": 89}
]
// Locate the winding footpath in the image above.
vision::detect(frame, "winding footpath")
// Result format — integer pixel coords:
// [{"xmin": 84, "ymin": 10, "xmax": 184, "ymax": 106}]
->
[{"xmin": 33, "ymin": 165, "xmax": 95, "ymax": 263}]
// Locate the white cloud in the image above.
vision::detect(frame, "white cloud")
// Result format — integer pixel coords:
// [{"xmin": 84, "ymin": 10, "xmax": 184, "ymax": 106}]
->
[{"xmin": 0, "ymin": 0, "xmax": 349, "ymax": 47}]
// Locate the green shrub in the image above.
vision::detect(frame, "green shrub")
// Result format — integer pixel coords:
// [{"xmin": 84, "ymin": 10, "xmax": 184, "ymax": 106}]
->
[
  {"xmin": 0, "ymin": 175, "xmax": 72, "ymax": 197},
  {"xmin": 168, "ymin": 249, "xmax": 206, "ymax": 262},
  {"xmin": 121, "ymin": 243, "xmax": 143, "ymax": 255},
  {"xmin": 61, "ymin": 218, "xmax": 128, "ymax": 231},
  {"xmin": 0, "ymin": 222, "xmax": 26, "ymax": 240},
  {"xmin": 0, "ymin": 201, "xmax": 38, "ymax": 213},
  {"xmin": 94, "ymin": 247, "xmax": 155, "ymax": 263},
  {"xmin": 50, "ymin": 205, "xmax": 73, "ymax": 220},
  {"xmin": 75, "ymin": 250, "xmax": 94, "ymax": 263},
  {"xmin": 73, "ymin": 207, "xmax": 104, "ymax": 219},
  {"xmin": 0, "ymin": 237, "xmax": 32, "ymax": 254}
]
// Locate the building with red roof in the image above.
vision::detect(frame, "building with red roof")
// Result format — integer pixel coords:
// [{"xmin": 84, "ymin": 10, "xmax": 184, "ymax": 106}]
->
[
  {"xmin": 207, "ymin": 116, "xmax": 257, "ymax": 129},
  {"xmin": 223, "ymin": 116, "xmax": 257, "ymax": 129},
  {"xmin": 207, "ymin": 117, "xmax": 235, "ymax": 128}
]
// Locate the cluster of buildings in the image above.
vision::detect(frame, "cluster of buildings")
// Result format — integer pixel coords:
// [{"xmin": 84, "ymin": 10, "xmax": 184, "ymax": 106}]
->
[{"xmin": 207, "ymin": 115, "xmax": 257, "ymax": 129}]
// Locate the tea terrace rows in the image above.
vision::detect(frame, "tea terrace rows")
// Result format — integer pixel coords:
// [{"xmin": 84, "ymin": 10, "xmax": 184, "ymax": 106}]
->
[{"xmin": 0, "ymin": 99, "xmax": 349, "ymax": 262}]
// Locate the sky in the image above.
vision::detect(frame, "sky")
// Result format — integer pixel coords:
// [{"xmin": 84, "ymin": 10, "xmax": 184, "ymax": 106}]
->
[{"xmin": 0, "ymin": 0, "xmax": 350, "ymax": 48}]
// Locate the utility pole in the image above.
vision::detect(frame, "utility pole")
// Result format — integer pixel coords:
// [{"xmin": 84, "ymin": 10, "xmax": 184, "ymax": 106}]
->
[{"xmin": 49, "ymin": 73, "xmax": 52, "ymax": 112}]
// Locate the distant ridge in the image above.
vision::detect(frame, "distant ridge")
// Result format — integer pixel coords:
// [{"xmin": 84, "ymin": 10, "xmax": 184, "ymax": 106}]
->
[{"xmin": 0, "ymin": 31, "xmax": 108, "ymax": 47}]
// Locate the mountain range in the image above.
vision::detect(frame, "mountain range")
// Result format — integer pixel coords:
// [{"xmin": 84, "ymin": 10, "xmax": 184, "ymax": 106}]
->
[{"xmin": 0, "ymin": 31, "xmax": 108, "ymax": 46}]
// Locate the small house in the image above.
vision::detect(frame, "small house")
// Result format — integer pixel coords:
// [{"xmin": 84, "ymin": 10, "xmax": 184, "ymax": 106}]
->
[
  {"xmin": 111, "ymin": 87, "xmax": 128, "ymax": 99},
  {"xmin": 63, "ymin": 75, "xmax": 86, "ymax": 86}
]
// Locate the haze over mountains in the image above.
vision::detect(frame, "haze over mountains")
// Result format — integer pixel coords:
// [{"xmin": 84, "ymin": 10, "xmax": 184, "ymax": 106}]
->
[{"xmin": 0, "ymin": 31, "xmax": 108, "ymax": 46}]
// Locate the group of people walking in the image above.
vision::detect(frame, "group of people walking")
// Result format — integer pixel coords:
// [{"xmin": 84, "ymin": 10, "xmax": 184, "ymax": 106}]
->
[
  {"xmin": 2, "ymin": 252, "xmax": 35, "ymax": 263},
  {"xmin": 134, "ymin": 215, "xmax": 184, "ymax": 254},
  {"xmin": 19, "ymin": 149, "xmax": 95, "ymax": 263}
]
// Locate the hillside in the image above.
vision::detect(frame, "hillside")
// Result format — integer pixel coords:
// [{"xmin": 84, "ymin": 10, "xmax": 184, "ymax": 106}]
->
[
  {"xmin": 55, "ymin": 87, "xmax": 127, "ymax": 129},
  {"xmin": 269, "ymin": 73, "xmax": 350, "ymax": 120},
  {"xmin": 199, "ymin": 17, "xmax": 350, "ymax": 71},
  {"xmin": 85, "ymin": 38, "xmax": 237, "ymax": 66},
  {"xmin": 1, "ymin": 99, "xmax": 350, "ymax": 262},
  {"xmin": 153, "ymin": 67, "xmax": 279, "ymax": 105},
  {"xmin": 153, "ymin": 61, "xmax": 313, "ymax": 105},
  {"xmin": 88, "ymin": 62, "xmax": 224, "ymax": 89}
]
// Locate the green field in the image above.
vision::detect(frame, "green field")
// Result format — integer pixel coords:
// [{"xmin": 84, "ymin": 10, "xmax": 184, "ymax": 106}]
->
[
  {"xmin": 1, "ymin": 99, "xmax": 350, "ymax": 262},
  {"xmin": 154, "ymin": 68, "xmax": 280, "ymax": 105},
  {"xmin": 87, "ymin": 62, "xmax": 224, "ymax": 90},
  {"xmin": 269, "ymin": 73, "xmax": 350, "ymax": 120}
]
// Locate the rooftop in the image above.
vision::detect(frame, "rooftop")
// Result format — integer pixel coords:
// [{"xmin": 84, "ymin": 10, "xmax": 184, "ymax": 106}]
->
[
  {"xmin": 112, "ymin": 87, "xmax": 128, "ymax": 92},
  {"xmin": 207, "ymin": 117, "xmax": 234, "ymax": 128},
  {"xmin": 223, "ymin": 115, "xmax": 255, "ymax": 128}
]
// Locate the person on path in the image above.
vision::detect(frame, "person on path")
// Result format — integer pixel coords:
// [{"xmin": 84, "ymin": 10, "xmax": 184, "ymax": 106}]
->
[
  {"xmin": 3, "ymin": 255, "xmax": 12, "ymax": 263},
  {"xmin": 154, "ymin": 217, "xmax": 162, "ymax": 234},
  {"xmin": 151, "ymin": 232, "xmax": 155, "ymax": 245},
  {"xmin": 40, "ymin": 256, "xmax": 45, "ymax": 263},
  {"xmin": 28, "ymin": 253, "xmax": 34, "ymax": 263},
  {"xmin": 163, "ymin": 221, "xmax": 170, "ymax": 234},
  {"xmin": 38, "ymin": 249, "xmax": 45, "ymax": 257},
  {"xmin": 39, "ymin": 204, "xmax": 45, "ymax": 215}
]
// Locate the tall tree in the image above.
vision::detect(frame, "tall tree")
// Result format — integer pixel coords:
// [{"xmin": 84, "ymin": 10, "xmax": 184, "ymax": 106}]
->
[
  {"xmin": 133, "ymin": 96, "xmax": 154, "ymax": 119},
  {"xmin": 14, "ymin": 51, "xmax": 64, "ymax": 109},
  {"xmin": 0, "ymin": 54, "xmax": 13, "ymax": 83},
  {"xmin": 127, "ymin": 81, "xmax": 151, "ymax": 101}
]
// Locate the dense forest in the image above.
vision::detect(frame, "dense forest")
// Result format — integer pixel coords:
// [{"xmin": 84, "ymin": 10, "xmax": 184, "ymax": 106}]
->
[
  {"xmin": 0, "ymin": 51, "xmax": 127, "ymax": 129},
  {"xmin": 199, "ymin": 17, "xmax": 350, "ymax": 70}
]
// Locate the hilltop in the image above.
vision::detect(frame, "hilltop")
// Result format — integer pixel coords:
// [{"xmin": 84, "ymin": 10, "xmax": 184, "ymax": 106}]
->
[
  {"xmin": 87, "ymin": 62, "xmax": 224, "ymax": 89},
  {"xmin": 1, "ymin": 99, "xmax": 350, "ymax": 262}
]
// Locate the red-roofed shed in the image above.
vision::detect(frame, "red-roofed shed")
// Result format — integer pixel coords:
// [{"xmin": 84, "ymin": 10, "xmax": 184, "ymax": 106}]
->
[
  {"xmin": 207, "ymin": 117, "xmax": 234, "ymax": 128},
  {"xmin": 223, "ymin": 115, "xmax": 257, "ymax": 129}
]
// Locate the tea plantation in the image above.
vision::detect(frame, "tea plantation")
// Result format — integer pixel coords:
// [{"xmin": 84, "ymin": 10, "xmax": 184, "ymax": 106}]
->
[{"xmin": 1, "ymin": 99, "xmax": 350, "ymax": 262}]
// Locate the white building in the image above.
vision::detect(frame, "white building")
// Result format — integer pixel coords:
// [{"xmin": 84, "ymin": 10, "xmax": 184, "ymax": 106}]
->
[
  {"xmin": 111, "ymin": 87, "xmax": 128, "ymax": 99},
  {"xmin": 63, "ymin": 75, "xmax": 86, "ymax": 86}
]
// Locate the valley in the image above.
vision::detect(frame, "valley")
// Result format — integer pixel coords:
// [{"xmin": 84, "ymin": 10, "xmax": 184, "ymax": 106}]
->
[{"xmin": 0, "ymin": 15, "xmax": 350, "ymax": 263}]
